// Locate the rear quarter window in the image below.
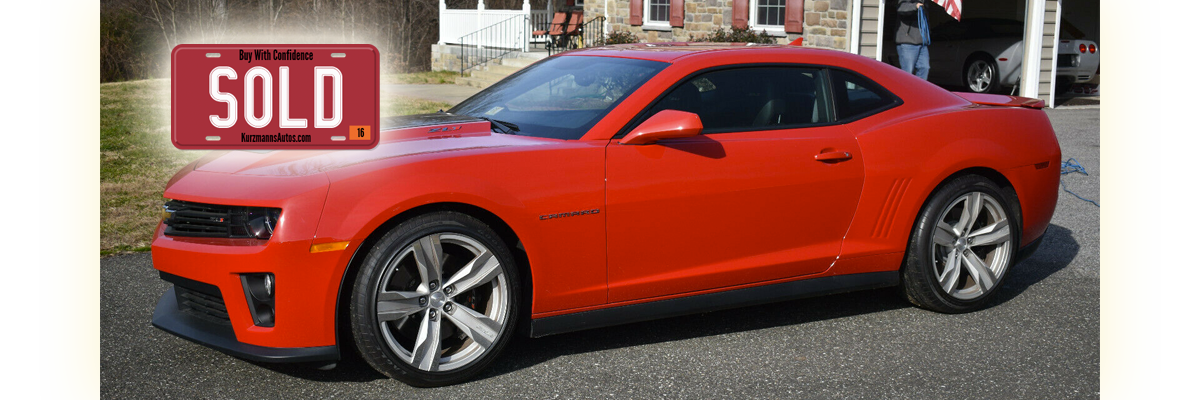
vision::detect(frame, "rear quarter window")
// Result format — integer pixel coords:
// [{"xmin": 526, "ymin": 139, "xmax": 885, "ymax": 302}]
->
[{"xmin": 829, "ymin": 69, "xmax": 899, "ymax": 121}]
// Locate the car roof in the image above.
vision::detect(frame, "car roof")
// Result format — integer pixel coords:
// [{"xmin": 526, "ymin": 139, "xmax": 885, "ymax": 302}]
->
[{"xmin": 556, "ymin": 42, "xmax": 855, "ymax": 63}]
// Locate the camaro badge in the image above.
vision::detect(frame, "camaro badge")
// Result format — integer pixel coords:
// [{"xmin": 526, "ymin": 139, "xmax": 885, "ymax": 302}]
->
[{"xmin": 539, "ymin": 209, "xmax": 600, "ymax": 220}]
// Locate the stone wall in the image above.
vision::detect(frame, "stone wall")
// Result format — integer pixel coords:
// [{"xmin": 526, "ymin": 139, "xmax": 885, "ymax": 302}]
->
[
  {"xmin": 431, "ymin": 44, "xmax": 464, "ymax": 72},
  {"xmin": 593, "ymin": 0, "xmax": 745, "ymax": 43},
  {"xmin": 804, "ymin": 0, "xmax": 850, "ymax": 51},
  {"xmin": 592, "ymin": 0, "xmax": 852, "ymax": 49}
]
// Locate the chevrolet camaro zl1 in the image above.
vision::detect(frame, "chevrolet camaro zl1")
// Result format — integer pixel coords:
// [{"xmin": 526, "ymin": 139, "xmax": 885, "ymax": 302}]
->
[{"xmin": 152, "ymin": 43, "xmax": 1060, "ymax": 387}]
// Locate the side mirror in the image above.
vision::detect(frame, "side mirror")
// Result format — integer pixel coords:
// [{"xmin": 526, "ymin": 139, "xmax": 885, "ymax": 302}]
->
[{"xmin": 619, "ymin": 110, "xmax": 703, "ymax": 145}]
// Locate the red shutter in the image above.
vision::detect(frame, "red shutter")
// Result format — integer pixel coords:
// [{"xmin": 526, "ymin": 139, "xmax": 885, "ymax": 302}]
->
[
  {"xmin": 784, "ymin": 0, "xmax": 804, "ymax": 33},
  {"xmin": 732, "ymin": 0, "xmax": 749, "ymax": 29},
  {"xmin": 670, "ymin": 0, "xmax": 685, "ymax": 27},
  {"xmin": 630, "ymin": 0, "xmax": 643, "ymax": 26}
]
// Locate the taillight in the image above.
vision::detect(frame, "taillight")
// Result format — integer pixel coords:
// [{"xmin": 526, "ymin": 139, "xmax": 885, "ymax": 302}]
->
[
  {"xmin": 1079, "ymin": 43, "xmax": 1086, "ymax": 53},
  {"xmin": 1088, "ymin": 44, "xmax": 1096, "ymax": 53}
]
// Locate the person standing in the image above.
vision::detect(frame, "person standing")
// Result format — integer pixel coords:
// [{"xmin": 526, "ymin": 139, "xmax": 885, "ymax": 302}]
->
[{"xmin": 896, "ymin": 0, "xmax": 931, "ymax": 80}]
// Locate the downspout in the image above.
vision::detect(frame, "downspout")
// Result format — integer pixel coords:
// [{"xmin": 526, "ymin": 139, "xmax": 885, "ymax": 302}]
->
[
  {"xmin": 850, "ymin": 0, "xmax": 862, "ymax": 55},
  {"xmin": 1020, "ymin": 0, "xmax": 1046, "ymax": 99}
]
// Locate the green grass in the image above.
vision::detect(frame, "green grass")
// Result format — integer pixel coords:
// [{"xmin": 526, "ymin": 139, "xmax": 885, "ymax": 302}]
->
[
  {"xmin": 383, "ymin": 70, "xmax": 460, "ymax": 85},
  {"xmin": 101, "ymin": 79, "xmax": 201, "ymax": 254},
  {"xmin": 100, "ymin": 79, "xmax": 452, "ymax": 255}
]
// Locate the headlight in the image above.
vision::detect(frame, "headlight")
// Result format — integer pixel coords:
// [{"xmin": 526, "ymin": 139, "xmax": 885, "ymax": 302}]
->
[{"xmin": 245, "ymin": 208, "xmax": 278, "ymax": 239}]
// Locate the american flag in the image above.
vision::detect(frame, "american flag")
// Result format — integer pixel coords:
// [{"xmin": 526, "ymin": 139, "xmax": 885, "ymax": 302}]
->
[{"xmin": 932, "ymin": 0, "xmax": 962, "ymax": 21}]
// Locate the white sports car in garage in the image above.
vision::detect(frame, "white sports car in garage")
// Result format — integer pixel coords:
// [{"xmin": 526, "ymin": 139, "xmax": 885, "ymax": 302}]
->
[
  {"xmin": 1055, "ymin": 39, "xmax": 1100, "ymax": 93},
  {"xmin": 895, "ymin": 18, "xmax": 1099, "ymax": 95}
]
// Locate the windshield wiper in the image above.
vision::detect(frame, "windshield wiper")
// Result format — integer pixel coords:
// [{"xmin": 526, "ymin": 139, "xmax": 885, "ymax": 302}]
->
[{"xmin": 478, "ymin": 117, "xmax": 520, "ymax": 135}]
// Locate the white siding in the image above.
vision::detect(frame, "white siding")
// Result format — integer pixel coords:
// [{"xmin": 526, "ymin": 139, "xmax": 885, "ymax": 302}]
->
[
  {"xmin": 1039, "ymin": 0, "xmax": 1061, "ymax": 105},
  {"xmin": 858, "ymin": 0, "xmax": 881, "ymax": 59}
]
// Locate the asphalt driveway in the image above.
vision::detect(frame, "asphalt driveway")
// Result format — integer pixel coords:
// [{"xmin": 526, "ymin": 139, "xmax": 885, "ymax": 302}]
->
[{"xmin": 101, "ymin": 107, "xmax": 1099, "ymax": 398}]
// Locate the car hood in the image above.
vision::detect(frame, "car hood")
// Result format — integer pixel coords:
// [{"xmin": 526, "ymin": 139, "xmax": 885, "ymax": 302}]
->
[{"xmin": 189, "ymin": 114, "xmax": 556, "ymax": 176}]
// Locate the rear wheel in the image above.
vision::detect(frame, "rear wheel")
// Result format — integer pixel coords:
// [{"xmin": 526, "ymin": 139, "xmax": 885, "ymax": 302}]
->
[
  {"xmin": 349, "ymin": 212, "xmax": 519, "ymax": 387},
  {"xmin": 902, "ymin": 175, "xmax": 1019, "ymax": 313},
  {"xmin": 964, "ymin": 57, "xmax": 1000, "ymax": 94}
]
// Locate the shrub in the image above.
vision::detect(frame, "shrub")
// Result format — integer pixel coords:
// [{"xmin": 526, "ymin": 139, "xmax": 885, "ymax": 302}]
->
[
  {"xmin": 101, "ymin": 7, "xmax": 163, "ymax": 82},
  {"xmin": 689, "ymin": 26, "xmax": 776, "ymax": 44},
  {"xmin": 605, "ymin": 30, "xmax": 641, "ymax": 45}
]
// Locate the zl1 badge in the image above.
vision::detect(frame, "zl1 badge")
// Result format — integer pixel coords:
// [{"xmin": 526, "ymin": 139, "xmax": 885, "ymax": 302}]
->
[{"xmin": 171, "ymin": 44, "xmax": 380, "ymax": 149}]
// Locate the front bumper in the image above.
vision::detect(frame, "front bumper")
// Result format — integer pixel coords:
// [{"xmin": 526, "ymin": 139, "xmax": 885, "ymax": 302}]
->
[
  {"xmin": 152, "ymin": 284, "xmax": 339, "ymax": 363},
  {"xmin": 151, "ymin": 219, "xmax": 353, "ymax": 350},
  {"xmin": 150, "ymin": 167, "xmax": 357, "ymax": 359}
]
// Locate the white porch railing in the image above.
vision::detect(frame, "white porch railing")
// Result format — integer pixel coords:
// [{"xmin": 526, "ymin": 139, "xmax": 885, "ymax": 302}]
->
[{"xmin": 439, "ymin": 0, "xmax": 554, "ymax": 49}]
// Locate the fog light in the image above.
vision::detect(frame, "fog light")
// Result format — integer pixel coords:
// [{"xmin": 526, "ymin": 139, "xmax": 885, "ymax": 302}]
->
[{"xmin": 241, "ymin": 273, "xmax": 275, "ymax": 327}]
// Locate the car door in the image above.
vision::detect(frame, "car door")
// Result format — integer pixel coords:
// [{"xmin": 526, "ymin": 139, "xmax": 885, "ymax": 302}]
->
[{"xmin": 604, "ymin": 66, "xmax": 866, "ymax": 303}]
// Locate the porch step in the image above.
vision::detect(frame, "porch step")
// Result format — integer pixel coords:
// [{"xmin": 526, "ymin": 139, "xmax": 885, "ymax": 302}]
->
[
  {"xmin": 500, "ymin": 57, "xmax": 540, "ymax": 69},
  {"xmin": 472, "ymin": 66, "xmax": 524, "ymax": 82},
  {"xmin": 487, "ymin": 64, "xmax": 525, "ymax": 75},
  {"xmin": 457, "ymin": 51, "xmax": 547, "ymax": 89}
]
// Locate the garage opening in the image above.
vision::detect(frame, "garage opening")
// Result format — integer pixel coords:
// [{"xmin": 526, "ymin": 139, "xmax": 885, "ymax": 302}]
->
[
  {"xmin": 860, "ymin": 0, "xmax": 1098, "ymax": 107},
  {"xmin": 880, "ymin": 0, "xmax": 1028, "ymax": 95}
]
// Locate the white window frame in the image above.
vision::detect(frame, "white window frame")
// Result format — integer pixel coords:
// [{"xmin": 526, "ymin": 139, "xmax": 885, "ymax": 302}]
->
[
  {"xmin": 748, "ymin": 0, "xmax": 788, "ymax": 37},
  {"xmin": 643, "ymin": 0, "xmax": 672, "ymax": 31}
]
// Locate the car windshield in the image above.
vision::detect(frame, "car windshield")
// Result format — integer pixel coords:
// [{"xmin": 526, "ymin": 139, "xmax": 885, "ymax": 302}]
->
[{"xmin": 448, "ymin": 55, "xmax": 668, "ymax": 140}]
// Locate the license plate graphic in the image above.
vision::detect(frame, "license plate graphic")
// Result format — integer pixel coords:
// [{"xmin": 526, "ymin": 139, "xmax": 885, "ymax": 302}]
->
[{"xmin": 171, "ymin": 44, "xmax": 379, "ymax": 149}]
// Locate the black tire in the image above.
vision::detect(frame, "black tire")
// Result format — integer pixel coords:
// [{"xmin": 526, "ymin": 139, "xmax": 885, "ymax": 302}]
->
[
  {"xmin": 901, "ymin": 175, "xmax": 1020, "ymax": 313},
  {"xmin": 349, "ymin": 211, "xmax": 520, "ymax": 387}
]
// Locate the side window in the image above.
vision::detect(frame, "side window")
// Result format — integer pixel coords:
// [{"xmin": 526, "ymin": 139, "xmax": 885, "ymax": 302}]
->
[
  {"xmin": 645, "ymin": 67, "xmax": 833, "ymax": 134},
  {"xmin": 829, "ymin": 69, "xmax": 897, "ymax": 121}
]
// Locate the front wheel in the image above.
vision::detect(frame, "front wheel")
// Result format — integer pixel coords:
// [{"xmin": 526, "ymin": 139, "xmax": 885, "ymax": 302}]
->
[
  {"xmin": 349, "ymin": 212, "xmax": 520, "ymax": 387},
  {"xmin": 901, "ymin": 175, "xmax": 1019, "ymax": 313}
]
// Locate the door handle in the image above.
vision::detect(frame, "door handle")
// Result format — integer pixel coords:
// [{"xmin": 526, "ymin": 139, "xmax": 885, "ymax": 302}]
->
[{"xmin": 814, "ymin": 151, "xmax": 853, "ymax": 163}]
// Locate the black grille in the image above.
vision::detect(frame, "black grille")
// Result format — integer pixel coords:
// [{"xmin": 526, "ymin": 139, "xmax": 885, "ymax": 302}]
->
[
  {"xmin": 163, "ymin": 200, "xmax": 279, "ymax": 239},
  {"xmin": 175, "ymin": 285, "xmax": 231, "ymax": 324},
  {"xmin": 162, "ymin": 272, "xmax": 232, "ymax": 325}
]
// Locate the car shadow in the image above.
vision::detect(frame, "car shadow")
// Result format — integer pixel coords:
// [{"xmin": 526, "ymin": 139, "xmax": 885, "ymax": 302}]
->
[
  {"xmin": 251, "ymin": 286, "xmax": 914, "ymax": 384},
  {"xmin": 479, "ymin": 286, "xmax": 913, "ymax": 382},
  {"xmin": 989, "ymin": 223, "xmax": 1080, "ymax": 305},
  {"xmin": 663, "ymin": 135, "xmax": 727, "ymax": 159},
  {"xmin": 246, "ymin": 351, "xmax": 383, "ymax": 383},
  {"xmin": 251, "ymin": 224, "xmax": 1078, "ymax": 385}
]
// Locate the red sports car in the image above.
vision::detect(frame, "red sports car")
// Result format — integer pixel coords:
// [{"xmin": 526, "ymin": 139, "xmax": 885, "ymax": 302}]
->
[{"xmin": 152, "ymin": 43, "xmax": 1060, "ymax": 387}]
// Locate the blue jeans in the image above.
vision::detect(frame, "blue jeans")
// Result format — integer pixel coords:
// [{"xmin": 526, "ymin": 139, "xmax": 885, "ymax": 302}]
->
[{"xmin": 897, "ymin": 44, "xmax": 930, "ymax": 80}]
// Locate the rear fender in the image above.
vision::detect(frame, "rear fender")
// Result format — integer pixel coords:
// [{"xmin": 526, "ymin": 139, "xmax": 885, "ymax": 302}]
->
[{"xmin": 837, "ymin": 105, "xmax": 1059, "ymax": 264}]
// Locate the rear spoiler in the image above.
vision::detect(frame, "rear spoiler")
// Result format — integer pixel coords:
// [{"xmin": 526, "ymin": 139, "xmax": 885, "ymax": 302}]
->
[{"xmin": 953, "ymin": 92, "xmax": 1046, "ymax": 109}]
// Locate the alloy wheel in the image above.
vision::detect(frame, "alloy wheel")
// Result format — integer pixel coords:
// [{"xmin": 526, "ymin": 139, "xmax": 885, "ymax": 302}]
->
[
  {"xmin": 373, "ymin": 233, "xmax": 510, "ymax": 372},
  {"xmin": 967, "ymin": 60, "xmax": 996, "ymax": 93},
  {"xmin": 929, "ymin": 191, "xmax": 1013, "ymax": 300}
]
